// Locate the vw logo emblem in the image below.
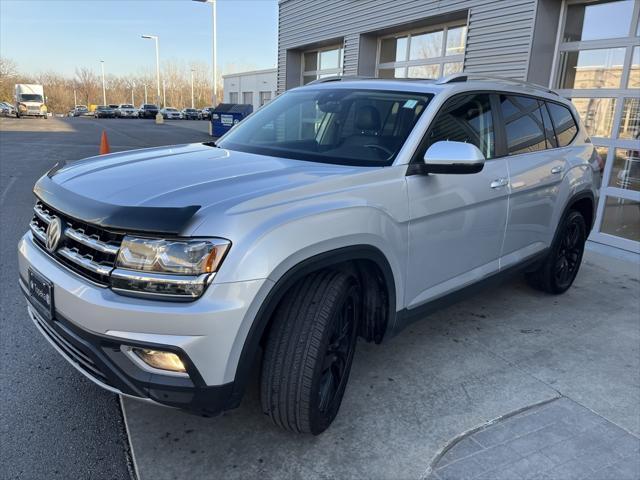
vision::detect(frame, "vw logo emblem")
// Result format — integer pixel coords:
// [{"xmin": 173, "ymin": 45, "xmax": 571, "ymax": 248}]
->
[{"xmin": 46, "ymin": 217, "xmax": 64, "ymax": 252}]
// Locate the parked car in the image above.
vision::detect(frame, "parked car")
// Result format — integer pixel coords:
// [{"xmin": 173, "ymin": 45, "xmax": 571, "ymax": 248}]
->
[
  {"xmin": 181, "ymin": 108, "xmax": 200, "ymax": 120},
  {"xmin": 115, "ymin": 104, "xmax": 138, "ymax": 118},
  {"xmin": 19, "ymin": 75, "xmax": 598, "ymax": 435},
  {"xmin": 138, "ymin": 103, "xmax": 159, "ymax": 118},
  {"xmin": 94, "ymin": 105, "xmax": 115, "ymax": 118},
  {"xmin": 201, "ymin": 106, "xmax": 214, "ymax": 120},
  {"xmin": 72, "ymin": 105, "xmax": 89, "ymax": 117},
  {"xmin": 160, "ymin": 107, "xmax": 182, "ymax": 120},
  {"xmin": 0, "ymin": 101, "xmax": 17, "ymax": 117}
]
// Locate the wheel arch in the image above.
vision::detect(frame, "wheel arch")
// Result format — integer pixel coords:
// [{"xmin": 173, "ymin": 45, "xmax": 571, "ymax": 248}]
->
[
  {"xmin": 552, "ymin": 190, "xmax": 595, "ymax": 246},
  {"xmin": 228, "ymin": 244, "xmax": 397, "ymax": 406}
]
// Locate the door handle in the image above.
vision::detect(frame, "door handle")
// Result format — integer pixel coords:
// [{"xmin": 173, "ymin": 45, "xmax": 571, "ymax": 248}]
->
[
  {"xmin": 490, "ymin": 178, "xmax": 509, "ymax": 189},
  {"xmin": 551, "ymin": 166, "xmax": 564, "ymax": 174}
]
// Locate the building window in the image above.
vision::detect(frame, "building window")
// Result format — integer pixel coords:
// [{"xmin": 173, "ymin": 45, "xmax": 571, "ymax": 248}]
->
[
  {"xmin": 555, "ymin": 0, "xmax": 640, "ymax": 251},
  {"xmin": 259, "ymin": 91, "xmax": 272, "ymax": 106},
  {"xmin": 376, "ymin": 23, "xmax": 466, "ymax": 79},
  {"xmin": 229, "ymin": 92, "xmax": 238, "ymax": 103},
  {"xmin": 242, "ymin": 91, "xmax": 253, "ymax": 105},
  {"xmin": 302, "ymin": 45, "xmax": 343, "ymax": 85}
]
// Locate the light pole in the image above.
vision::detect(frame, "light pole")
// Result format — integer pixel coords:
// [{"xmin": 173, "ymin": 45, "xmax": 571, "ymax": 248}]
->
[
  {"xmin": 190, "ymin": 68, "xmax": 195, "ymax": 108},
  {"xmin": 162, "ymin": 79, "xmax": 166, "ymax": 107},
  {"xmin": 131, "ymin": 82, "xmax": 135, "ymax": 105},
  {"xmin": 100, "ymin": 60, "xmax": 106, "ymax": 105},
  {"xmin": 144, "ymin": 83, "xmax": 148, "ymax": 104},
  {"xmin": 141, "ymin": 34, "xmax": 162, "ymax": 122},
  {"xmin": 193, "ymin": 0, "xmax": 217, "ymax": 108},
  {"xmin": 73, "ymin": 89, "xmax": 77, "ymax": 107}
]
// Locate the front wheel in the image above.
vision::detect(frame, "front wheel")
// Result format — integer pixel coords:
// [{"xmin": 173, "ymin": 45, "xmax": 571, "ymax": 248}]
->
[
  {"xmin": 526, "ymin": 210, "xmax": 587, "ymax": 294},
  {"xmin": 261, "ymin": 270, "xmax": 361, "ymax": 435}
]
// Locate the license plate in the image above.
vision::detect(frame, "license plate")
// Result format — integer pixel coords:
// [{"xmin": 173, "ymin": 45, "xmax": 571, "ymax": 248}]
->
[{"xmin": 28, "ymin": 268, "xmax": 54, "ymax": 321}]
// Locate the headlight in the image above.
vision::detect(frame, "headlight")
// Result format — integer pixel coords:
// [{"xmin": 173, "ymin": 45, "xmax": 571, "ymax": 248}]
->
[
  {"xmin": 41, "ymin": 105, "xmax": 47, "ymax": 112},
  {"xmin": 112, "ymin": 237, "xmax": 230, "ymax": 300}
]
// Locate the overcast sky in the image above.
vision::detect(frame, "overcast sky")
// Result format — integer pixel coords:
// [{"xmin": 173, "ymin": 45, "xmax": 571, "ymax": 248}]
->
[{"xmin": 0, "ymin": 0, "xmax": 278, "ymax": 77}]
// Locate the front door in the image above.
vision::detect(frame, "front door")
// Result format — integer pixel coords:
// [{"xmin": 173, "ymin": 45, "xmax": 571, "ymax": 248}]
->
[{"xmin": 405, "ymin": 92, "xmax": 509, "ymax": 309}]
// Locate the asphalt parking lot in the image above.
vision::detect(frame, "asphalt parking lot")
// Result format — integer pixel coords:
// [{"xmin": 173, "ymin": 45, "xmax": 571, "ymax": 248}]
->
[
  {"xmin": 0, "ymin": 116, "xmax": 210, "ymax": 480},
  {"xmin": 1, "ymin": 116, "xmax": 639, "ymax": 480}
]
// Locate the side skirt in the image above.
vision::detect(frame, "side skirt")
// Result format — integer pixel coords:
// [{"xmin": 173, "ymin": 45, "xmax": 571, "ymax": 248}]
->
[{"xmin": 388, "ymin": 249, "xmax": 549, "ymax": 337}]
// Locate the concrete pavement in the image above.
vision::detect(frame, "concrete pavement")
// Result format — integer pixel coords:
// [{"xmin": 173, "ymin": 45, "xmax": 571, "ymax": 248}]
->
[{"xmin": 123, "ymin": 248, "xmax": 640, "ymax": 479}]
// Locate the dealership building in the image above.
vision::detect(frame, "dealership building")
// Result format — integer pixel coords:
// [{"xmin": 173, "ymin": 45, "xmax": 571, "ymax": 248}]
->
[{"xmin": 276, "ymin": 0, "xmax": 639, "ymax": 253}]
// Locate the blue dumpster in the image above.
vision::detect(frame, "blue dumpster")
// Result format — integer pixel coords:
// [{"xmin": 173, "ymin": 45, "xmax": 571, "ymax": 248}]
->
[{"xmin": 211, "ymin": 103, "xmax": 253, "ymax": 137}]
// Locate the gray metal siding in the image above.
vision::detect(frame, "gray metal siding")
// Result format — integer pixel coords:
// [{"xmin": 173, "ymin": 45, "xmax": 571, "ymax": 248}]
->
[{"xmin": 278, "ymin": 0, "xmax": 539, "ymax": 92}]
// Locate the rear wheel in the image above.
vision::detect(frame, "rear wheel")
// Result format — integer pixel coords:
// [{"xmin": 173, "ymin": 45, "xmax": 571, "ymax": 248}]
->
[
  {"xmin": 261, "ymin": 270, "xmax": 361, "ymax": 434},
  {"xmin": 526, "ymin": 210, "xmax": 586, "ymax": 294}
]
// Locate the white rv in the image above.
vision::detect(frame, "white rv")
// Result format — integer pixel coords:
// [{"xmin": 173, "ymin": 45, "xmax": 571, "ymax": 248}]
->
[{"xmin": 15, "ymin": 84, "xmax": 47, "ymax": 118}]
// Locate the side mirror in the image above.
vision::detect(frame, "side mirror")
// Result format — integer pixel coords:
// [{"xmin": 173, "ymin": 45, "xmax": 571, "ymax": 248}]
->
[{"xmin": 421, "ymin": 141, "xmax": 485, "ymax": 174}]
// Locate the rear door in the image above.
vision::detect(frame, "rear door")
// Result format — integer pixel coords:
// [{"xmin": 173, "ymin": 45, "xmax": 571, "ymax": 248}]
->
[
  {"xmin": 497, "ymin": 94, "xmax": 569, "ymax": 267},
  {"xmin": 405, "ymin": 92, "xmax": 510, "ymax": 309}
]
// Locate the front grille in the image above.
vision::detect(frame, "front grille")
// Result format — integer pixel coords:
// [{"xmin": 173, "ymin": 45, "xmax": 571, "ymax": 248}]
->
[{"xmin": 30, "ymin": 201, "xmax": 123, "ymax": 285}]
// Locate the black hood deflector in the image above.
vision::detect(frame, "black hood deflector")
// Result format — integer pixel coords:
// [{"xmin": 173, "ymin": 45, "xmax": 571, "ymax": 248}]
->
[{"xmin": 34, "ymin": 175, "xmax": 200, "ymax": 235}]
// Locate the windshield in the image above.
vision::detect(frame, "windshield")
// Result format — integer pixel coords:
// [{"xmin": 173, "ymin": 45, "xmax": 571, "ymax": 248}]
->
[
  {"xmin": 217, "ymin": 88, "xmax": 432, "ymax": 166},
  {"xmin": 20, "ymin": 94, "xmax": 43, "ymax": 102},
  {"xmin": 121, "ymin": 104, "xmax": 134, "ymax": 108},
  {"xmin": 97, "ymin": 106, "xmax": 109, "ymax": 110},
  {"xmin": 166, "ymin": 108, "xmax": 178, "ymax": 112},
  {"xmin": 143, "ymin": 104, "xmax": 157, "ymax": 109}
]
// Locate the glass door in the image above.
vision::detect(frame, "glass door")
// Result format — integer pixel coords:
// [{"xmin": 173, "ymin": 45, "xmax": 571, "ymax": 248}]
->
[{"xmin": 554, "ymin": 0, "xmax": 640, "ymax": 252}]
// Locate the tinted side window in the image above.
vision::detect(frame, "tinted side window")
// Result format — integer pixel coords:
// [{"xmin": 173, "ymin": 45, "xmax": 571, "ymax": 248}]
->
[
  {"xmin": 547, "ymin": 102, "xmax": 578, "ymax": 147},
  {"xmin": 499, "ymin": 95, "xmax": 547, "ymax": 155},
  {"xmin": 426, "ymin": 93, "xmax": 495, "ymax": 159}
]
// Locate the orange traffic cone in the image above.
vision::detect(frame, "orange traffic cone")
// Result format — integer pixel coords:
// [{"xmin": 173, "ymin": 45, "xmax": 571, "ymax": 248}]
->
[{"xmin": 99, "ymin": 131, "xmax": 110, "ymax": 155}]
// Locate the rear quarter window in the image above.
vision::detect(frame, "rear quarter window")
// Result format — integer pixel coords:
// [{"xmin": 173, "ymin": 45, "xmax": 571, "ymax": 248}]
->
[{"xmin": 546, "ymin": 102, "xmax": 578, "ymax": 147}]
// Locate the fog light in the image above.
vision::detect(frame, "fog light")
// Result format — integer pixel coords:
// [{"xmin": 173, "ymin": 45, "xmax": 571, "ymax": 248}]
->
[{"xmin": 131, "ymin": 347, "xmax": 186, "ymax": 373}]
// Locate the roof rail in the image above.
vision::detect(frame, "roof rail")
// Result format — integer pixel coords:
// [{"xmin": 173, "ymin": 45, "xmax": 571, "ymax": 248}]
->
[
  {"xmin": 436, "ymin": 73, "xmax": 559, "ymax": 96},
  {"xmin": 307, "ymin": 75, "xmax": 374, "ymax": 85}
]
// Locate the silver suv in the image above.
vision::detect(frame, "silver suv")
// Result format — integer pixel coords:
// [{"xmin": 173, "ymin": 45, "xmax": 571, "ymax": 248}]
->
[{"xmin": 19, "ymin": 75, "xmax": 599, "ymax": 434}]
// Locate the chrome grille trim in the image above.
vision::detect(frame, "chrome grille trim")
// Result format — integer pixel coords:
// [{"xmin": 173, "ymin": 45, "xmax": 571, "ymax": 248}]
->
[
  {"xmin": 34, "ymin": 203, "xmax": 54, "ymax": 224},
  {"xmin": 58, "ymin": 247, "xmax": 114, "ymax": 276},
  {"xmin": 30, "ymin": 220, "xmax": 47, "ymax": 244},
  {"xmin": 32, "ymin": 200, "xmax": 123, "ymax": 285},
  {"xmin": 65, "ymin": 228, "xmax": 120, "ymax": 255}
]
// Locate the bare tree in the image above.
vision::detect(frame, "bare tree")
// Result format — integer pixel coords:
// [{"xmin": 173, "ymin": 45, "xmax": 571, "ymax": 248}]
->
[
  {"xmin": 0, "ymin": 56, "xmax": 225, "ymax": 113},
  {"xmin": 75, "ymin": 67, "xmax": 99, "ymax": 106},
  {"xmin": 0, "ymin": 57, "xmax": 20, "ymax": 102}
]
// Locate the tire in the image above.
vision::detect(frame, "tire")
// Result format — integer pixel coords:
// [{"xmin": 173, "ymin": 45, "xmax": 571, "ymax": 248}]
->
[
  {"xmin": 261, "ymin": 270, "xmax": 361, "ymax": 435},
  {"xmin": 526, "ymin": 210, "xmax": 587, "ymax": 294}
]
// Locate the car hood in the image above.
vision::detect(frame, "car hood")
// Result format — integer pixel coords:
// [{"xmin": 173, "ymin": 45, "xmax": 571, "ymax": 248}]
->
[{"xmin": 44, "ymin": 143, "xmax": 366, "ymax": 215}]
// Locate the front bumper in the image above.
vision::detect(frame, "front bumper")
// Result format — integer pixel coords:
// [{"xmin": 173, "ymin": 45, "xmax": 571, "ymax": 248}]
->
[{"xmin": 18, "ymin": 233, "xmax": 269, "ymax": 414}]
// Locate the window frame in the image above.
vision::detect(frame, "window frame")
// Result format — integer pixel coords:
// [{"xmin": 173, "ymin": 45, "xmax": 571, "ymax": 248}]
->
[
  {"xmin": 301, "ymin": 44, "xmax": 344, "ymax": 85},
  {"xmin": 375, "ymin": 21, "xmax": 467, "ymax": 80},
  {"xmin": 551, "ymin": 0, "xmax": 640, "ymax": 251},
  {"xmin": 242, "ymin": 91, "xmax": 254, "ymax": 105}
]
